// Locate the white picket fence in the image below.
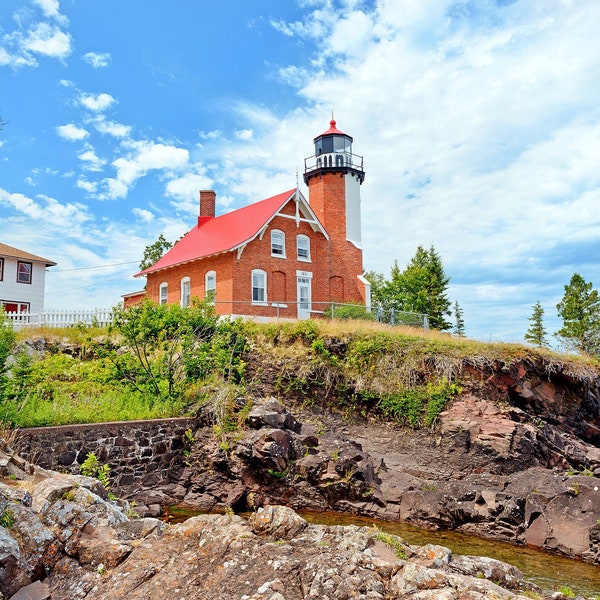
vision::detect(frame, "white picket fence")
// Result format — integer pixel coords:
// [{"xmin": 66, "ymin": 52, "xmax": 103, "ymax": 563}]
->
[{"xmin": 3, "ymin": 308, "xmax": 114, "ymax": 330}]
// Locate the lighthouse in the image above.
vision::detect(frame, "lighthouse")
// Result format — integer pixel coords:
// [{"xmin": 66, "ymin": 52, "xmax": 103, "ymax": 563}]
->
[
  {"xmin": 303, "ymin": 118, "xmax": 364, "ymax": 247},
  {"xmin": 304, "ymin": 118, "xmax": 367, "ymax": 305}
]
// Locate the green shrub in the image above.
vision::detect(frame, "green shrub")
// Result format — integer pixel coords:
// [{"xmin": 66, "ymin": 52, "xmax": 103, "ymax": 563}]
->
[
  {"xmin": 0, "ymin": 508, "xmax": 15, "ymax": 529},
  {"xmin": 325, "ymin": 303, "xmax": 375, "ymax": 321},
  {"xmin": 80, "ymin": 452, "xmax": 111, "ymax": 490},
  {"xmin": 377, "ymin": 379, "xmax": 460, "ymax": 428}
]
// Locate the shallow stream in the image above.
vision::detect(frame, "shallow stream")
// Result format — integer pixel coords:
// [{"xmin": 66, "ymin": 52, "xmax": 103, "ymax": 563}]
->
[{"xmin": 301, "ymin": 510, "xmax": 600, "ymax": 597}]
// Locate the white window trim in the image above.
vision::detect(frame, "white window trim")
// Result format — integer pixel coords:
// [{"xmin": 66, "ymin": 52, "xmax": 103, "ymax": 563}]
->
[
  {"xmin": 180, "ymin": 277, "xmax": 191, "ymax": 307},
  {"xmin": 297, "ymin": 234, "xmax": 311, "ymax": 262},
  {"xmin": 271, "ymin": 229, "xmax": 286, "ymax": 258},
  {"xmin": 159, "ymin": 282, "xmax": 168, "ymax": 305},
  {"xmin": 205, "ymin": 270, "xmax": 216, "ymax": 303},
  {"xmin": 251, "ymin": 269, "xmax": 267, "ymax": 305}
]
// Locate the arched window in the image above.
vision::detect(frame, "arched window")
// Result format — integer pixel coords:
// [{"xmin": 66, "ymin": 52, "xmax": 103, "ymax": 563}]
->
[
  {"xmin": 297, "ymin": 235, "xmax": 310, "ymax": 261},
  {"xmin": 180, "ymin": 277, "xmax": 191, "ymax": 307},
  {"xmin": 252, "ymin": 269, "xmax": 267, "ymax": 304},
  {"xmin": 271, "ymin": 230, "xmax": 285, "ymax": 257},
  {"xmin": 159, "ymin": 282, "xmax": 168, "ymax": 304},
  {"xmin": 205, "ymin": 270, "xmax": 216, "ymax": 303}
]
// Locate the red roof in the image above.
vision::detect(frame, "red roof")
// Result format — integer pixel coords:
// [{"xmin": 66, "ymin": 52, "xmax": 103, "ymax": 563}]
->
[
  {"xmin": 318, "ymin": 118, "xmax": 348, "ymax": 137},
  {"xmin": 137, "ymin": 189, "xmax": 300, "ymax": 277}
]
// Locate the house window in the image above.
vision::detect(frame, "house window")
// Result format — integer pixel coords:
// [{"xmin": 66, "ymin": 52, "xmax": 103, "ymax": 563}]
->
[
  {"xmin": 252, "ymin": 269, "xmax": 267, "ymax": 304},
  {"xmin": 181, "ymin": 277, "xmax": 191, "ymax": 307},
  {"xmin": 205, "ymin": 271, "xmax": 216, "ymax": 303},
  {"xmin": 297, "ymin": 235, "xmax": 310, "ymax": 261},
  {"xmin": 0, "ymin": 258, "xmax": 3, "ymax": 281},
  {"xmin": 271, "ymin": 230, "xmax": 285, "ymax": 257},
  {"xmin": 159, "ymin": 282, "xmax": 168, "ymax": 305},
  {"xmin": 17, "ymin": 261, "xmax": 32, "ymax": 284}
]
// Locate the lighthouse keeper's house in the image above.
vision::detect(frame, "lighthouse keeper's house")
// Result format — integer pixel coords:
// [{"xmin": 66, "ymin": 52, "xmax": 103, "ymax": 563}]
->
[{"xmin": 130, "ymin": 120, "xmax": 370, "ymax": 321}]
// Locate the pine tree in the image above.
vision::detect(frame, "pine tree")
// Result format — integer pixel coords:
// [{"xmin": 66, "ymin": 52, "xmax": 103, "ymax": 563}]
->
[
  {"xmin": 399, "ymin": 245, "xmax": 452, "ymax": 330},
  {"xmin": 367, "ymin": 246, "xmax": 452, "ymax": 330},
  {"xmin": 524, "ymin": 301, "xmax": 548, "ymax": 347},
  {"xmin": 556, "ymin": 273, "xmax": 600, "ymax": 355},
  {"xmin": 453, "ymin": 301, "xmax": 465, "ymax": 337}
]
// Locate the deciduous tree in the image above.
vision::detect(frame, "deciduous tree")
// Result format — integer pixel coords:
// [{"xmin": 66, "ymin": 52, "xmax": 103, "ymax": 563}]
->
[{"xmin": 139, "ymin": 234, "xmax": 173, "ymax": 272}]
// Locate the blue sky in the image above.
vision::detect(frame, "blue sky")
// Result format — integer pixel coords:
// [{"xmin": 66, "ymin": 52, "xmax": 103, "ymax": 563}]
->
[{"xmin": 1, "ymin": 0, "xmax": 599, "ymax": 346}]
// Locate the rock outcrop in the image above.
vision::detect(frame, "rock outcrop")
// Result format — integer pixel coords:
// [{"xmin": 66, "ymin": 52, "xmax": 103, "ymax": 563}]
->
[
  {"xmin": 141, "ymin": 394, "xmax": 600, "ymax": 566},
  {"xmin": 0, "ymin": 450, "xmax": 567, "ymax": 600}
]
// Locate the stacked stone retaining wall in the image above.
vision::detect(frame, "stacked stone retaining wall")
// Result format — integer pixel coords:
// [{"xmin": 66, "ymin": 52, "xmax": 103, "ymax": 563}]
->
[{"xmin": 16, "ymin": 418, "xmax": 196, "ymax": 493}]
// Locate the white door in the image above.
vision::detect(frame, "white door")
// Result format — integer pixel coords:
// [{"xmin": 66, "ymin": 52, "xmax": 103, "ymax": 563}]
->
[{"xmin": 297, "ymin": 276, "xmax": 312, "ymax": 319}]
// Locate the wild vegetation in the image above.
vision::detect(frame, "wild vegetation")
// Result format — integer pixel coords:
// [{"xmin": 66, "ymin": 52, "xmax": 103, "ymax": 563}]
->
[{"xmin": 1, "ymin": 302, "xmax": 597, "ymax": 430}]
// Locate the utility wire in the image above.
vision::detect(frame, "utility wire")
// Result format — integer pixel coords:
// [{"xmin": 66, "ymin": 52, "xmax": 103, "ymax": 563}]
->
[
  {"xmin": 45, "ymin": 274, "xmax": 139, "ymax": 294},
  {"xmin": 50, "ymin": 260, "xmax": 138, "ymax": 272}
]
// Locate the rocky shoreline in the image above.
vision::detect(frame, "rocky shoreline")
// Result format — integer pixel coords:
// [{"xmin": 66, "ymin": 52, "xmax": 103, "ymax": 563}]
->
[{"xmin": 1, "ymin": 447, "xmax": 595, "ymax": 599}]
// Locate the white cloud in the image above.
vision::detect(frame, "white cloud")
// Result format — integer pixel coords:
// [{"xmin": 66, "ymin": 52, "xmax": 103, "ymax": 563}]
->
[
  {"xmin": 0, "ymin": 188, "xmax": 91, "ymax": 229},
  {"xmin": 78, "ymin": 149, "xmax": 106, "ymax": 171},
  {"xmin": 165, "ymin": 171, "xmax": 214, "ymax": 214},
  {"xmin": 132, "ymin": 208, "xmax": 154, "ymax": 223},
  {"xmin": 79, "ymin": 92, "xmax": 116, "ymax": 112},
  {"xmin": 76, "ymin": 178, "xmax": 98, "ymax": 193},
  {"xmin": 23, "ymin": 23, "xmax": 71, "ymax": 59},
  {"xmin": 56, "ymin": 124, "xmax": 89, "ymax": 141},
  {"xmin": 32, "ymin": 0, "xmax": 68, "ymax": 24},
  {"xmin": 82, "ymin": 51, "xmax": 111, "ymax": 68},
  {"xmin": 235, "ymin": 129, "xmax": 254, "ymax": 141},
  {"xmin": 94, "ymin": 119, "xmax": 132, "ymax": 138},
  {"xmin": 102, "ymin": 141, "xmax": 190, "ymax": 199}
]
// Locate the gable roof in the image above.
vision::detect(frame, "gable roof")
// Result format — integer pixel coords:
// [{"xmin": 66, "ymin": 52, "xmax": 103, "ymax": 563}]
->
[
  {"xmin": 0, "ymin": 243, "xmax": 57, "ymax": 267},
  {"xmin": 136, "ymin": 188, "xmax": 326, "ymax": 277}
]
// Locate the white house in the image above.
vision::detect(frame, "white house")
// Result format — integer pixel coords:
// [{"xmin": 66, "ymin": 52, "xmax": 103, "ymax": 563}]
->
[{"xmin": 0, "ymin": 243, "xmax": 56, "ymax": 314}]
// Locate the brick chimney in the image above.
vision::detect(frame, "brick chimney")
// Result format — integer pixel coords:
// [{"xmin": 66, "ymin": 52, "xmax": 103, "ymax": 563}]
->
[{"xmin": 198, "ymin": 190, "xmax": 216, "ymax": 227}]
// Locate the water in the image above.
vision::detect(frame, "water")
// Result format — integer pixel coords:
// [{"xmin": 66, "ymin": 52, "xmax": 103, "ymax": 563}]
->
[{"xmin": 300, "ymin": 510, "xmax": 600, "ymax": 597}]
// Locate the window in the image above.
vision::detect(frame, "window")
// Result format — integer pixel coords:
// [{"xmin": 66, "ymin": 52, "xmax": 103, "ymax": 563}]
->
[
  {"xmin": 17, "ymin": 261, "xmax": 32, "ymax": 284},
  {"xmin": 181, "ymin": 277, "xmax": 190, "ymax": 307},
  {"xmin": 252, "ymin": 269, "xmax": 267, "ymax": 304},
  {"xmin": 0, "ymin": 258, "xmax": 3, "ymax": 281},
  {"xmin": 297, "ymin": 235, "xmax": 310, "ymax": 261},
  {"xmin": 271, "ymin": 230, "xmax": 285, "ymax": 257},
  {"xmin": 205, "ymin": 271, "xmax": 216, "ymax": 303},
  {"xmin": 159, "ymin": 282, "xmax": 168, "ymax": 305}
]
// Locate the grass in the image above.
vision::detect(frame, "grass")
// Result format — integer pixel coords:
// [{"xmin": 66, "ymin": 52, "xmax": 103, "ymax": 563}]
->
[{"xmin": 2, "ymin": 319, "xmax": 599, "ymax": 429}]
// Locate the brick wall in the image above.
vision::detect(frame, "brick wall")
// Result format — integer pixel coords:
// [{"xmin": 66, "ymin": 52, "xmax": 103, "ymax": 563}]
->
[{"xmin": 145, "ymin": 188, "xmax": 365, "ymax": 317}]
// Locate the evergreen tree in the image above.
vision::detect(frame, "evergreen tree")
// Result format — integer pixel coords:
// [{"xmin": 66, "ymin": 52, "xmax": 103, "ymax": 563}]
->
[
  {"xmin": 524, "ymin": 301, "xmax": 548, "ymax": 347},
  {"xmin": 453, "ymin": 301, "xmax": 465, "ymax": 337},
  {"xmin": 556, "ymin": 273, "xmax": 600, "ymax": 355},
  {"xmin": 139, "ymin": 234, "xmax": 173, "ymax": 271},
  {"xmin": 367, "ymin": 246, "xmax": 452, "ymax": 330},
  {"xmin": 399, "ymin": 245, "xmax": 452, "ymax": 330}
]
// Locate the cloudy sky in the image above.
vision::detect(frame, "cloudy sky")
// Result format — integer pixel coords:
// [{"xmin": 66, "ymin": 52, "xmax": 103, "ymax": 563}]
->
[{"xmin": 1, "ymin": 0, "xmax": 599, "ymax": 345}]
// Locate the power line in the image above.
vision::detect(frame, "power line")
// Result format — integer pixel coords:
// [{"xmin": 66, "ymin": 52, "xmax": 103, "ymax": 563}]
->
[
  {"xmin": 50, "ymin": 260, "xmax": 138, "ymax": 273},
  {"xmin": 45, "ymin": 274, "xmax": 138, "ymax": 294}
]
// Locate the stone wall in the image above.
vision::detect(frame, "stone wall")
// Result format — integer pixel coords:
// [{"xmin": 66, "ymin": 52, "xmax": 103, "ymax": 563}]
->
[{"xmin": 16, "ymin": 417, "xmax": 196, "ymax": 493}]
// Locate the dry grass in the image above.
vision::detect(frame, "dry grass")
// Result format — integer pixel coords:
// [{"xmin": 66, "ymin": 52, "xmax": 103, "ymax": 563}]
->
[{"xmin": 0, "ymin": 421, "xmax": 21, "ymax": 454}]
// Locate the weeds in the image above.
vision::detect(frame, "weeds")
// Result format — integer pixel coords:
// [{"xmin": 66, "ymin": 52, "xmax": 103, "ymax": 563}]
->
[
  {"xmin": 0, "ymin": 508, "xmax": 15, "ymax": 528},
  {"xmin": 373, "ymin": 530, "xmax": 408, "ymax": 560}
]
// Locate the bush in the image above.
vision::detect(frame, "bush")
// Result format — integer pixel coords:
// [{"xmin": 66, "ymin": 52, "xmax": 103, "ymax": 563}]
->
[
  {"xmin": 325, "ymin": 303, "xmax": 376, "ymax": 321},
  {"xmin": 377, "ymin": 379, "xmax": 461, "ymax": 428}
]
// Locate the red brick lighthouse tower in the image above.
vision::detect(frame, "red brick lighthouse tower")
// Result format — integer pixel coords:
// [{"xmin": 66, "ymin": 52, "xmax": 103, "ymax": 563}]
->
[{"xmin": 304, "ymin": 118, "xmax": 368, "ymax": 306}]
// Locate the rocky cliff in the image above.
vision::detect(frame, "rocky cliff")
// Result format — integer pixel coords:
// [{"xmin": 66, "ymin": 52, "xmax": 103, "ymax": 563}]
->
[{"xmin": 142, "ymin": 347, "xmax": 600, "ymax": 566}]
